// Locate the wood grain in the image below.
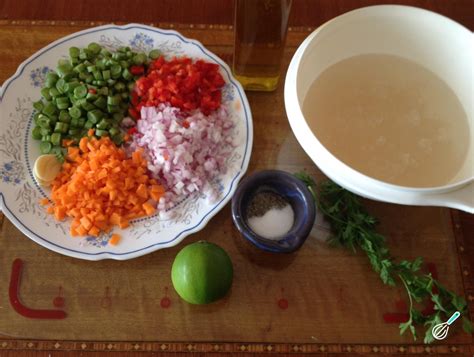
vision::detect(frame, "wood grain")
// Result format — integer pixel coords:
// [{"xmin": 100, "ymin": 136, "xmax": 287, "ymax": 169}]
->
[{"xmin": 0, "ymin": 0, "xmax": 473, "ymax": 30}]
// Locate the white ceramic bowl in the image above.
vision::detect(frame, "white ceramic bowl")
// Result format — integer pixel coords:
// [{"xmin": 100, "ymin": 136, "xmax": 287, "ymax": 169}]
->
[{"xmin": 285, "ymin": 5, "xmax": 473, "ymax": 213}]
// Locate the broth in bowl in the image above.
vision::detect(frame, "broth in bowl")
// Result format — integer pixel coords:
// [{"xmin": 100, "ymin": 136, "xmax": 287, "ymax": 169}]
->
[{"xmin": 302, "ymin": 54, "xmax": 470, "ymax": 188}]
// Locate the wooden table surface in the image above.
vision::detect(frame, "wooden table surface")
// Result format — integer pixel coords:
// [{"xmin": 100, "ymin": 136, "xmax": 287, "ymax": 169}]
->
[{"xmin": 0, "ymin": 1, "xmax": 473, "ymax": 356}]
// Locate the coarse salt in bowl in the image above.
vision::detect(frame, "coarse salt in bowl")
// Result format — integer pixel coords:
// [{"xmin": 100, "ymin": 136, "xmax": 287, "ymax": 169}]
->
[{"xmin": 231, "ymin": 170, "xmax": 316, "ymax": 253}]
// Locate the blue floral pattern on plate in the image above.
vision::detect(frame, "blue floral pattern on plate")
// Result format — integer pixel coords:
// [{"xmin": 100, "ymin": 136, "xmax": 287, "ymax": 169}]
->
[
  {"xmin": 0, "ymin": 24, "xmax": 252, "ymax": 260},
  {"xmin": 29, "ymin": 66, "xmax": 52, "ymax": 87},
  {"xmin": 129, "ymin": 32, "xmax": 154, "ymax": 52},
  {"xmin": 0, "ymin": 161, "xmax": 23, "ymax": 185}
]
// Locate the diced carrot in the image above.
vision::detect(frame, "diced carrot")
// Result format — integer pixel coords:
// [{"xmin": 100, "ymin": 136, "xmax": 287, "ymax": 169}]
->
[
  {"xmin": 136, "ymin": 184, "xmax": 148, "ymax": 199},
  {"xmin": 137, "ymin": 175, "xmax": 148, "ymax": 184},
  {"xmin": 79, "ymin": 137, "xmax": 89, "ymax": 152},
  {"xmin": 88, "ymin": 226, "xmax": 100, "ymax": 237},
  {"xmin": 76, "ymin": 225, "xmax": 88, "ymax": 236},
  {"xmin": 132, "ymin": 150, "xmax": 142, "ymax": 164},
  {"xmin": 109, "ymin": 190, "xmax": 118, "ymax": 201},
  {"xmin": 87, "ymin": 129, "xmax": 95, "ymax": 137},
  {"xmin": 80, "ymin": 216, "xmax": 92, "ymax": 231},
  {"xmin": 54, "ymin": 206, "xmax": 66, "ymax": 221},
  {"xmin": 98, "ymin": 169, "xmax": 108, "ymax": 180},
  {"xmin": 150, "ymin": 191, "xmax": 163, "ymax": 201},
  {"xmin": 119, "ymin": 219, "xmax": 130, "ymax": 229},
  {"xmin": 87, "ymin": 142, "xmax": 96, "ymax": 152},
  {"xmin": 143, "ymin": 202, "xmax": 156, "ymax": 216},
  {"xmin": 108, "ymin": 212, "xmax": 119, "ymax": 225},
  {"xmin": 39, "ymin": 136, "xmax": 165, "ymax": 239},
  {"xmin": 40, "ymin": 198, "xmax": 49, "ymax": 205},
  {"xmin": 62, "ymin": 139, "xmax": 74, "ymax": 147},
  {"xmin": 128, "ymin": 195, "xmax": 140, "ymax": 205},
  {"xmin": 90, "ymin": 159, "xmax": 99, "ymax": 171},
  {"xmin": 109, "ymin": 234, "xmax": 121, "ymax": 245},
  {"xmin": 151, "ymin": 185, "xmax": 165, "ymax": 193}
]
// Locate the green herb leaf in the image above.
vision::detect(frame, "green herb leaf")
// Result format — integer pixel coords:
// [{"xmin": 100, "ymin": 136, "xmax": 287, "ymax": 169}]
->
[
  {"xmin": 399, "ymin": 320, "xmax": 412, "ymax": 335},
  {"xmin": 295, "ymin": 174, "xmax": 472, "ymax": 344},
  {"xmin": 463, "ymin": 316, "xmax": 473, "ymax": 334}
]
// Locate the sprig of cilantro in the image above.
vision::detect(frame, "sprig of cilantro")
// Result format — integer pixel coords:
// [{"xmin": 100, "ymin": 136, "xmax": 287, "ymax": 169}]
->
[{"xmin": 294, "ymin": 172, "xmax": 473, "ymax": 343}]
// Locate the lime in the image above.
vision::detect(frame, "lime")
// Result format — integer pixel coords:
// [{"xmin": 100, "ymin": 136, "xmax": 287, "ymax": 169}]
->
[{"xmin": 171, "ymin": 241, "xmax": 233, "ymax": 304}]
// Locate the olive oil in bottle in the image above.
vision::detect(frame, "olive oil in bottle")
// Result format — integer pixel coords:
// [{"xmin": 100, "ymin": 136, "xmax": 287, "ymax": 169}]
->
[{"xmin": 233, "ymin": 0, "xmax": 292, "ymax": 91}]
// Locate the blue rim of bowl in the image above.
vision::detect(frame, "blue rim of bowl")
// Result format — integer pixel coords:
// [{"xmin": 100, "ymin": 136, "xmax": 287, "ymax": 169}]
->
[{"xmin": 231, "ymin": 170, "xmax": 316, "ymax": 253}]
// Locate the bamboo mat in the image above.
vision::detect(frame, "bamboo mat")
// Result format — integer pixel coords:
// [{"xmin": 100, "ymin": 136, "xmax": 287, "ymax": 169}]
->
[{"xmin": 0, "ymin": 22, "xmax": 473, "ymax": 355}]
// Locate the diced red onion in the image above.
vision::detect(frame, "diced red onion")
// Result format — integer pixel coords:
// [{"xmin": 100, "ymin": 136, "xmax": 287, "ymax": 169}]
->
[{"xmin": 129, "ymin": 104, "xmax": 234, "ymax": 208}]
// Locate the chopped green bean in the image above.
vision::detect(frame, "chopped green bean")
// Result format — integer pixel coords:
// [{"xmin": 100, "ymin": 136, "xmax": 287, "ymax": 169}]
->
[
  {"xmin": 79, "ymin": 48, "xmax": 89, "ymax": 60},
  {"xmin": 88, "ymin": 42, "xmax": 101, "ymax": 55},
  {"xmin": 102, "ymin": 70, "xmax": 111, "ymax": 80},
  {"xmin": 33, "ymin": 41, "xmax": 157, "ymax": 149},
  {"xmin": 81, "ymin": 100, "xmax": 96, "ymax": 111},
  {"xmin": 40, "ymin": 87, "xmax": 52, "ymax": 100},
  {"xmin": 54, "ymin": 122, "xmax": 69, "ymax": 134},
  {"xmin": 84, "ymin": 120, "xmax": 94, "ymax": 129},
  {"xmin": 133, "ymin": 53, "xmax": 147, "ymax": 65},
  {"xmin": 33, "ymin": 100, "xmax": 44, "ymax": 112},
  {"xmin": 43, "ymin": 102, "xmax": 57, "ymax": 117},
  {"xmin": 51, "ymin": 132, "xmax": 62, "ymax": 146},
  {"xmin": 40, "ymin": 127, "xmax": 50, "ymax": 136},
  {"xmin": 87, "ymin": 109, "xmax": 103, "ymax": 123},
  {"xmin": 93, "ymin": 96, "xmax": 107, "ymax": 109},
  {"xmin": 46, "ymin": 72, "xmax": 59, "ymax": 82},
  {"xmin": 57, "ymin": 63, "xmax": 73, "ymax": 77},
  {"xmin": 59, "ymin": 111, "xmax": 71, "ymax": 123},
  {"xmin": 109, "ymin": 127, "xmax": 120, "ymax": 137},
  {"xmin": 112, "ymin": 134, "xmax": 123, "ymax": 146},
  {"xmin": 95, "ymin": 129, "xmax": 108, "ymax": 137},
  {"xmin": 40, "ymin": 141, "xmax": 52, "ymax": 154},
  {"xmin": 149, "ymin": 49, "xmax": 161, "ymax": 59},
  {"xmin": 69, "ymin": 47, "xmax": 80, "ymax": 58},
  {"xmin": 33, "ymin": 112, "xmax": 41, "ymax": 124},
  {"xmin": 69, "ymin": 106, "xmax": 82, "ymax": 119},
  {"xmin": 86, "ymin": 92, "xmax": 98, "ymax": 101},
  {"xmin": 112, "ymin": 112, "xmax": 124, "ymax": 122},
  {"xmin": 67, "ymin": 81, "xmax": 81, "ymax": 93},
  {"xmin": 112, "ymin": 52, "xmax": 126, "ymax": 61},
  {"xmin": 110, "ymin": 64, "xmax": 122, "ymax": 79},
  {"xmin": 56, "ymin": 97, "xmax": 70, "ymax": 110},
  {"xmin": 49, "ymin": 88, "xmax": 60, "ymax": 98},
  {"xmin": 32, "ymin": 127, "xmax": 42, "ymax": 140},
  {"xmin": 100, "ymin": 48, "xmax": 111, "ymax": 57},
  {"xmin": 107, "ymin": 95, "xmax": 121, "ymax": 106},
  {"xmin": 96, "ymin": 118, "xmax": 109, "ymax": 130},
  {"xmin": 74, "ymin": 85, "xmax": 88, "ymax": 98}
]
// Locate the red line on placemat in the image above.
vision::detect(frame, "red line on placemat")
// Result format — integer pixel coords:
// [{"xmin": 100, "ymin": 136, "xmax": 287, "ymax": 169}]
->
[{"xmin": 9, "ymin": 258, "xmax": 67, "ymax": 319}]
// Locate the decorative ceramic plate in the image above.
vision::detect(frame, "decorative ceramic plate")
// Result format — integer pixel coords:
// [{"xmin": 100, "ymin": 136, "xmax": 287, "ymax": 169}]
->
[{"xmin": 0, "ymin": 24, "xmax": 252, "ymax": 260}]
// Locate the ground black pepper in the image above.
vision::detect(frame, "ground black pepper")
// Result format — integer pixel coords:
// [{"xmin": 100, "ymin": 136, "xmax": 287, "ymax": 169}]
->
[{"xmin": 247, "ymin": 191, "xmax": 288, "ymax": 218}]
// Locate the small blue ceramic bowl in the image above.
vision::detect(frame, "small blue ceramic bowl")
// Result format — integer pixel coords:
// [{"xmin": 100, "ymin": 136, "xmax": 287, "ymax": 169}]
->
[{"xmin": 231, "ymin": 170, "xmax": 316, "ymax": 253}]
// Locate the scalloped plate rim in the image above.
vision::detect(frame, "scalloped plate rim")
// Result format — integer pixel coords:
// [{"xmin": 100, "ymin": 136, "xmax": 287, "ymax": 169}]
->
[{"xmin": 0, "ymin": 23, "xmax": 253, "ymax": 260}]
